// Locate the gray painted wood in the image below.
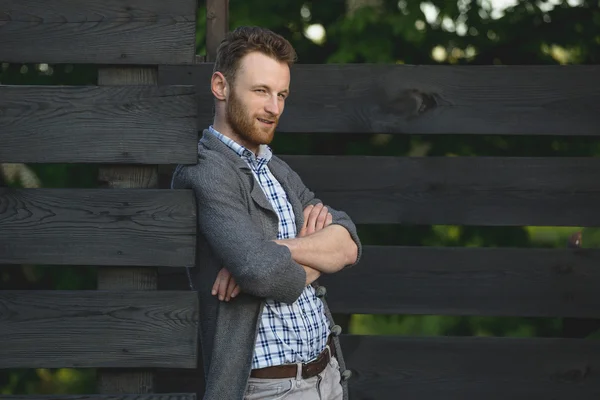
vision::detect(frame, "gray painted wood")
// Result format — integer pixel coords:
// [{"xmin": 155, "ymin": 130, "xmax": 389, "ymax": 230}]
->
[
  {"xmin": 95, "ymin": 65, "xmax": 162, "ymax": 394},
  {"xmin": 341, "ymin": 335, "xmax": 600, "ymax": 399},
  {"xmin": 159, "ymin": 64, "xmax": 600, "ymax": 135},
  {"xmin": 0, "ymin": 0, "xmax": 196, "ymax": 64},
  {"xmin": 318, "ymin": 246, "xmax": 600, "ymax": 318},
  {"xmin": 205, "ymin": 0, "xmax": 229, "ymax": 62},
  {"xmin": 0, "ymin": 188, "xmax": 196, "ymax": 266},
  {"xmin": 0, "ymin": 290, "xmax": 198, "ymax": 368},
  {"xmin": 280, "ymin": 155, "xmax": 600, "ymax": 226},
  {"xmin": 0, "ymin": 85, "xmax": 197, "ymax": 164}
]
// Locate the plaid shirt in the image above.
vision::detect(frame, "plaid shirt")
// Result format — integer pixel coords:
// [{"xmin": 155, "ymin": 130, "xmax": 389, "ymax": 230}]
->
[{"xmin": 207, "ymin": 127, "xmax": 330, "ymax": 369}]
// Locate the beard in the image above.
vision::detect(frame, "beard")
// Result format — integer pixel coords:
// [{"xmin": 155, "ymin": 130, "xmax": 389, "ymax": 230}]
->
[{"xmin": 225, "ymin": 88, "xmax": 278, "ymax": 150}]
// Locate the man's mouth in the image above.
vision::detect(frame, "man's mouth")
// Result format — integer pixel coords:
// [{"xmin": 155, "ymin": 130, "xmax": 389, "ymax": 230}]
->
[{"xmin": 258, "ymin": 118, "xmax": 275, "ymax": 125}]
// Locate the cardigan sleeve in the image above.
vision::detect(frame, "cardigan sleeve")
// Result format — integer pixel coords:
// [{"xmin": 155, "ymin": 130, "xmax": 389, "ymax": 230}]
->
[
  {"xmin": 279, "ymin": 159, "xmax": 363, "ymax": 269},
  {"xmin": 172, "ymin": 158, "xmax": 307, "ymax": 304}
]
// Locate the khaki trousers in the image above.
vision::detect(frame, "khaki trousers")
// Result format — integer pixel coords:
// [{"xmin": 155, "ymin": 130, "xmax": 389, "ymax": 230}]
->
[{"xmin": 244, "ymin": 355, "xmax": 343, "ymax": 400}]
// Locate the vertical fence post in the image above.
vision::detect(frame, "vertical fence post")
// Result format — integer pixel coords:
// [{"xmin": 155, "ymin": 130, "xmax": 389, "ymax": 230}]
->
[
  {"xmin": 96, "ymin": 67, "xmax": 159, "ymax": 394},
  {"xmin": 206, "ymin": 0, "xmax": 229, "ymax": 62}
]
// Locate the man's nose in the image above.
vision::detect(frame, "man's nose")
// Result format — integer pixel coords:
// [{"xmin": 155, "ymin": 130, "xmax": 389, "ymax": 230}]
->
[{"xmin": 264, "ymin": 96, "xmax": 281, "ymax": 116}]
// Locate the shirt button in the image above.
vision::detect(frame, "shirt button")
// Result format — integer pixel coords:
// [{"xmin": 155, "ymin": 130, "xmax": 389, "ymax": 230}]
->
[
  {"xmin": 316, "ymin": 286, "xmax": 327, "ymax": 298},
  {"xmin": 331, "ymin": 324, "xmax": 342, "ymax": 336},
  {"xmin": 341, "ymin": 370, "xmax": 353, "ymax": 382}
]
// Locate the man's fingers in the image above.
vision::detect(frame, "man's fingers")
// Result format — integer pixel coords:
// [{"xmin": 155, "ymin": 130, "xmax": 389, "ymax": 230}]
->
[
  {"xmin": 301, "ymin": 203, "xmax": 333, "ymax": 236},
  {"xmin": 225, "ymin": 277, "xmax": 238, "ymax": 301},
  {"xmin": 212, "ymin": 268, "xmax": 226, "ymax": 296},
  {"xmin": 213, "ymin": 268, "xmax": 231, "ymax": 301},
  {"xmin": 315, "ymin": 205, "xmax": 329, "ymax": 231},
  {"xmin": 326, "ymin": 212, "xmax": 333, "ymax": 226},
  {"xmin": 231, "ymin": 285, "xmax": 241, "ymax": 299},
  {"xmin": 298, "ymin": 205, "xmax": 314, "ymax": 237},
  {"xmin": 306, "ymin": 203, "xmax": 324, "ymax": 235},
  {"xmin": 303, "ymin": 205, "xmax": 313, "ymax": 225}
]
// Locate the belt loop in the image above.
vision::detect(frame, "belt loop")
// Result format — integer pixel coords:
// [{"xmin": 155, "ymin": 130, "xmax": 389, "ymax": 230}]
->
[
  {"xmin": 325, "ymin": 344, "xmax": 332, "ymax": 361},
  {"xmin": 295, "ymin": 362, "xmax": 303, "ymax": 381}
]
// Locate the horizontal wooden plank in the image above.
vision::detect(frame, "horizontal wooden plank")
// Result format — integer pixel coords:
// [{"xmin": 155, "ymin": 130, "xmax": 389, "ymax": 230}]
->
[
  {"xmin": 319, "ymin": 246, "xmax": 600, "ymax": 318},
  {"xmin": 156, "ymin": 368, "xmax": 205, "ymax": 399},
  {"xmin": 3, "ymin": 395, "xmax": 195, "ymax": 400},
  {"xmin": 0, "ymin": 0, "xmax": 196, "ymax": 64},
  {"xmin": 0, "ymin": 85, "xmax": 198, "ymax": 164},
  {"xmin": 159, "ymin": 64, "xmax": 600, "ymax": 135},
  {"xmin": 0, "ymin": 188, "xmax": 196, "ymax": 266},
  {"xmin": 341, "ymin": 334, "xmax": 600, "ymax": 399},
  {"xmin": 0, "ymin": 290, "xmax": 198, "ymax": 368},
  {"xmin": 281, "ymin": 155, "xmax": 600, "ymax": 226}
]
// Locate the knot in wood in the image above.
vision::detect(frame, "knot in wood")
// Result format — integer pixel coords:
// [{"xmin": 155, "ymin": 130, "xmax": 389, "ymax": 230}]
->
[{"xmin": 383, "ymin": 89, "xmax": 438, "ymax": 119}]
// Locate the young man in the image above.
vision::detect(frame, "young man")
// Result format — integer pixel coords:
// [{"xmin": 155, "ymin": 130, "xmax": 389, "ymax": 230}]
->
[{"xmin": 172, "ymin": 26, "xmax": 362, "ymax": 400}]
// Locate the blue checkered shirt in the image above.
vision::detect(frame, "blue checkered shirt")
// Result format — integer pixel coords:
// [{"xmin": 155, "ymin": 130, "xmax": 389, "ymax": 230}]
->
[{"xmin": 207, "ymin": 126, "xmax": 330, "ymax": 369}]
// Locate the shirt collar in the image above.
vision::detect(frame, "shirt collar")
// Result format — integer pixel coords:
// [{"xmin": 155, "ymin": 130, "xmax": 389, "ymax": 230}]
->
[{"xmin": 207, "ymin": 126, "xmax": 272, "ymax": 169}]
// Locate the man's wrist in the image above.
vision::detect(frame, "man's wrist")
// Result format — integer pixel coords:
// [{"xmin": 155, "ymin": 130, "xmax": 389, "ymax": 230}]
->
[{"xmin": 274, "ymin": 237, "xmax": 301, "ymax": 253}]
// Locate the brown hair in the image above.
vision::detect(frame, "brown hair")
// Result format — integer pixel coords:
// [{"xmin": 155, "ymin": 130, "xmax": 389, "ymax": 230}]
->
[{"xmin": 213, "ymin": 26, "xmax": 297, "ymax": 86}]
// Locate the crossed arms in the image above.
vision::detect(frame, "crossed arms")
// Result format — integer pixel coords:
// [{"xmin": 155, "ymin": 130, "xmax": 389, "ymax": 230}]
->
[
  {"xmin": 173, "ymin": 157, "xmax": 362, "ymax": 305},
  {"xmin": 213, "ymin": 203, "xmax": 358, "ymax": 301}
]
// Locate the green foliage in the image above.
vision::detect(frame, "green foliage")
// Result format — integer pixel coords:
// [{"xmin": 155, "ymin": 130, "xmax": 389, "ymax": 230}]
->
[{"xmin": 0, "ymin": 369, "xmax": 95, "ymax": 396}]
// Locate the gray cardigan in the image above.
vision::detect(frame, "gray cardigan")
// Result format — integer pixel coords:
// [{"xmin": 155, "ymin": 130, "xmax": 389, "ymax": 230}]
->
[{"xmin": 171, "ymin": 129, "xmax": 362, "ymax": 400}]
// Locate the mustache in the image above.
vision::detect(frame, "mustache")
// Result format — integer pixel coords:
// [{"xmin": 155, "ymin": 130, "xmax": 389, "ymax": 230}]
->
[{"xmin": 257, "ymin": 115, "xmax": 279, "ymax": 123}]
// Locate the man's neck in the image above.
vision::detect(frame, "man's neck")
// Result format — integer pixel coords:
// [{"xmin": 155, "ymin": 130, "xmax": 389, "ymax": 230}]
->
[{"xmin": 212, "ymin": 119, "xmax": 258, "ymax": 154}]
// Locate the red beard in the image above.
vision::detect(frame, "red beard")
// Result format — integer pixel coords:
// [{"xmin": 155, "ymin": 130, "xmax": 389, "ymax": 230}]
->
[{"xmin": 226, "ymin": 89, "xmax": 278, "ymax": 150}]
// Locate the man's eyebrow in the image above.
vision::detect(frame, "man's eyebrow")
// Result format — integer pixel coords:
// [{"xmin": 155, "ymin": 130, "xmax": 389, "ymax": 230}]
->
[{"xmin": 252, "ymin": 84, "xmax": 290, "ymax": 94}]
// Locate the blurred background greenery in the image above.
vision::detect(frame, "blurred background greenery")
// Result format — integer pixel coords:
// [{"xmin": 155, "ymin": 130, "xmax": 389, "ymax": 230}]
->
[{"xmin": 1, "ymin": 0, "xmax": 599, "ymax": 395}]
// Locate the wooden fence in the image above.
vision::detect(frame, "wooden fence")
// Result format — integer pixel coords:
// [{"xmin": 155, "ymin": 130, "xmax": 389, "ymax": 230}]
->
[{"xmin": 2, "ymin": 0, "xmax": 600, "ymax": 399}]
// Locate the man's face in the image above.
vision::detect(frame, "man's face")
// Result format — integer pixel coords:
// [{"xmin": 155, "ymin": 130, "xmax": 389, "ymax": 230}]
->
[{"xmin": 225, "ymin": 52, "xmax": 290, "ymax": 152}]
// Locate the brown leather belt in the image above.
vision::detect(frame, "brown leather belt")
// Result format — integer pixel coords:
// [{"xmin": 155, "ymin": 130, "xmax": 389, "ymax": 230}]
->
[{"xmin": 250, "ymin": 336, "xmax": 336, "ymax": 380}]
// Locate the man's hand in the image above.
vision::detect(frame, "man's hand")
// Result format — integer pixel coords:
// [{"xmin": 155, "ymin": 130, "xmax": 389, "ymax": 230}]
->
[
  {"xmin": 212, "ymin": 268, "xmax": 241, "ymax": 302},
  {"xmin": 213, "ymin": 204, "xmax": 332, "ymax": 301},
  {"xmin": 299, "ymin": 203, "xmax": 332, "ymax": 284},
  {"xmin": 299, "ymin": 203, "xmax": 332, "ymax": 237},
  {"xmin": 275, "ymin": 202, "xmax": 358, "ymax": 274}
]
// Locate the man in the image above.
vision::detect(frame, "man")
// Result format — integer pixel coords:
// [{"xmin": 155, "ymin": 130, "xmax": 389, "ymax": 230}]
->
[{"xmin": 171, "ymin": 26, "xmax": 362, "ymax": 400}]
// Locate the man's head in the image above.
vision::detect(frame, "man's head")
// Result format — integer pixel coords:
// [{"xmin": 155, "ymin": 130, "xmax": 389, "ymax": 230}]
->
[{"xmin": 210, "ymin": 26, "xmax": 297, "ymax": 153}]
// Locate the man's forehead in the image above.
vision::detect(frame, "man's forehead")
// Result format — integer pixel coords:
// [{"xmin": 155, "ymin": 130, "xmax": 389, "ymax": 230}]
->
[{"xmin": 236, "ymin": 52, "xmax": 290, "ymax": 86}]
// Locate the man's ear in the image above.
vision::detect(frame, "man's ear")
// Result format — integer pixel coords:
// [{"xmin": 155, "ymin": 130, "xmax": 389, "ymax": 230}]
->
[{"xmin": 211, "ymin": 72, "xmax": 227, "ymax": 101}]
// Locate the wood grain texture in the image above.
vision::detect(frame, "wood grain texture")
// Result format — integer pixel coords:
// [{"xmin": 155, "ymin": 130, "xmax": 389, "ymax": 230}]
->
[
  {"xmin": 318, "ymin": 246, "xmax": 600, "ymax": 318},
  {"xmin": 0, "ymin": 0, "xmax": 196, "ymax": 64},
  {"xmin": 0, "ymin": 290, "xmax": 198, "ymax": 368},
  {"xmin": 0, "ymin": 85, "xmax": 197, "ymax": 164},
  {"xmin": 205, "ymin": 0, "xmax": 229, "ymax": 62},
  {"xmin": 3, "ymin": 395, "xmax": 195, "ymax": 400},
  {"xmin": 95, "ymin": 65, "xmax": 160, "ymax": 394},
  {"xmin": 0, "ymin": 188, "xmax": 196, "ymax": 267},
  {"xmin": 280, "ymin": 155, "xmax": 600, "ymax": 226},
  {"xmin": 341, "ymin": 335, "xmax": 600, "ymax": 399},
  {"xmin": 158, "ymin": 63, "xmax": 600, "ymax": 135}
]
